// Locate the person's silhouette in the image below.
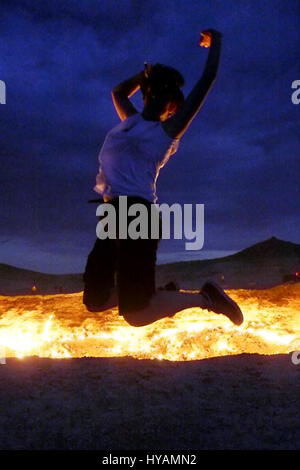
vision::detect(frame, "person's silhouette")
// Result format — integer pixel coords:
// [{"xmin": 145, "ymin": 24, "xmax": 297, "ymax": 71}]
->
[{"xmin": 83, "ymin": 29, "xmax": 243, "ymax": 327}]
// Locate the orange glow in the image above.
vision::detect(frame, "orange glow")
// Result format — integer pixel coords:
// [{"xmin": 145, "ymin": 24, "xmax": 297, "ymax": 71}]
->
[{"xmin": 0, "ymin": 284, "xmax": 299, "ymax": 360}]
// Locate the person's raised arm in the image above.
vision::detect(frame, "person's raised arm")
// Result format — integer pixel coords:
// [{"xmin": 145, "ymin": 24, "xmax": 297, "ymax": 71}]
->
[
  {"xmin": 111, "ymin": 71, "xmax": 145, "ymax": 121},
  {"xmin": 162, "ymin": 29, "xmax": 222, "ymax": 139}
]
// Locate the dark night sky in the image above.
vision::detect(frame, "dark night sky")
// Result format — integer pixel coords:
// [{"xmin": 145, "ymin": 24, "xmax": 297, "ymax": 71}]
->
[{"xmin": 0, "ymin": 0, "xmax": 299, "ymax": 273}]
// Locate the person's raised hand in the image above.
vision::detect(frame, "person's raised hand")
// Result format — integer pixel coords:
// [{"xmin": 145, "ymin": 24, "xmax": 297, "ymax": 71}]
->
[{"xmin": 199, "ymin": 29, "xmax": 222, "ymax": 48}]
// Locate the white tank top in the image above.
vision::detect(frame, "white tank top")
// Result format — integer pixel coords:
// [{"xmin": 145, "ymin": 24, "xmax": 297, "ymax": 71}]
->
[{"xmin": 94, "ymin": 113, "xmax": 179, "ymax": 202}]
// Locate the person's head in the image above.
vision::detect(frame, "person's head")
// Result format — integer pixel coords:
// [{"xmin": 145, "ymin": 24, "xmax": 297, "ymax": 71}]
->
[{"xmin": 140, "ymin": 63, "xmax": 184, "ymax": 121}]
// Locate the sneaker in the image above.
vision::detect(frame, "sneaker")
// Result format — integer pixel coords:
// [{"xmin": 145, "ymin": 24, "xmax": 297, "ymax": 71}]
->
[
  {"xmin": 83, "ymin": 285, "xmax": 106, "ymax": 313},
  {"xmin": 200, "ymin": 281, "xmax": 244, "ymax": 326}
]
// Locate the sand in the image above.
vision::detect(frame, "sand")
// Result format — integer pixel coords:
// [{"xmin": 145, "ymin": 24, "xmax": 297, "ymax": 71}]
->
[{"xmin": 0, "ymin": 353, "xmax": 299, "ymax": 450}]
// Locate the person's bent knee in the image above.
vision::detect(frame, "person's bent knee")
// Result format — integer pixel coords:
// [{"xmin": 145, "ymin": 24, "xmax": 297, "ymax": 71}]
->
[
  {"xmin": 83, "ymin": 286, "xmax": 112, "ymax": 312},
  {"xmin": 119, "ymin": 294, "xmax": 152, "ymax": 327},
  {"xmin": 121, "ymin": 311, "xmax": 146, "ymax": 327},
  {"xmin": 84, "ymin": 298, "xmax": 107, "ymax": 313}
]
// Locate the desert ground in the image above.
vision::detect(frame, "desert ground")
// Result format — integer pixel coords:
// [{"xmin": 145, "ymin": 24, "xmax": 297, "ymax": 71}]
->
[{"xmin": 0, "ymin": 354, "xmax": 299, "ymax": 450}]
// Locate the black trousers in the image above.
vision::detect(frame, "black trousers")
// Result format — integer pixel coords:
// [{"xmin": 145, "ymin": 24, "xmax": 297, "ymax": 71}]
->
[{"xmin": 83, "ymin": 196, "xmax": 161, "ymax": 315}]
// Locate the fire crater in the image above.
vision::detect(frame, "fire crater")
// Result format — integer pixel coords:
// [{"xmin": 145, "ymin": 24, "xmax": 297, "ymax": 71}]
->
[{"xmin": 0, "ymin": 284, "xmax": 299, "ymax": 361}]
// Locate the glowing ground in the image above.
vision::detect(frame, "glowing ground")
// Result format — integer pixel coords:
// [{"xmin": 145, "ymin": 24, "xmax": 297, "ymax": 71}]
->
[{"xmin": 0, "ymin": 284, "xmax": 299, "ymax": 360}]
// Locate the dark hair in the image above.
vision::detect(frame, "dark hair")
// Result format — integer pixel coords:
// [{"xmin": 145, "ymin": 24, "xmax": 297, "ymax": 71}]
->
[{"xmin": 140, "ymin": 63, "xmax": 184, "ymax": 106}]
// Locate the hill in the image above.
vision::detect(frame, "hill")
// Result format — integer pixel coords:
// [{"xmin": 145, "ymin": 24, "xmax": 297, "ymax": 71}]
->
[
  {"xmin": 0, "ymin": 264, "xmax": 82, "ymax": 295},
  {"xmin": 0, "ymin": 236, "xmax": 299, "ymax": 295},
  {"xmin": 156, "ymin": 236, "xmax": 300, "ymax": 289}
]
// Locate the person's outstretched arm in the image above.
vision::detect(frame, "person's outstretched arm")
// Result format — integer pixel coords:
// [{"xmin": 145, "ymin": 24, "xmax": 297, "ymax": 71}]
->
[
  {"xmin": 163, "ymin": 29, "xmax": 222, "ymax": 139},
  {"xmin": 111, "ymin": 71, "xmax": 144, "ymax": 121}
]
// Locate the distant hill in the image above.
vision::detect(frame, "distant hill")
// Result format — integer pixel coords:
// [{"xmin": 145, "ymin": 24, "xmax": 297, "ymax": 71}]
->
[
  {"xmin": 0, "ymin": 264, "xmax": 82, "ymax": 296},
  {"xmin": 0, "ymin": 237, "xmax": 299, "ymax": 295},
  {"xmin": 224, "ymin": 236, "xmax": 300, "ymax": 261},
  {"xmin": 157, "ymin": 237, "xmax": 300, "ymax": 289}
]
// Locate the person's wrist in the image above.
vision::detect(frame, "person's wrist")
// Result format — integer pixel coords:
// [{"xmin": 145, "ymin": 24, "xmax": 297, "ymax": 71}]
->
[{"xmin": 211, "ymin": 32, "xmax": 222, "ymax": 44}]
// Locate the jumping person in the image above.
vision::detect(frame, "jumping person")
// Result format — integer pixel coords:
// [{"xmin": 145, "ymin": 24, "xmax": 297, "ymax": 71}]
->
[{"xmin": 83, "ymin": 29, "xmax": 244, "ymax": 327}]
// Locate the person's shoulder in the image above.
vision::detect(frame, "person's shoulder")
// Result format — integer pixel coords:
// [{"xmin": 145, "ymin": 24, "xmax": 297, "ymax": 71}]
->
[
  {"xmin": 108, "ymin": 113, "xmax": 140, "ymax": 133},
  {"xmin": 161, "ymin": 124, "xmax": 180, "ymax": 143},
  {"xmin": 126, "ymin": 111, "xmax": 141, "ymax": 121},
  {"xmin": 123, "ymin": 112, "xmax": 142, "ymax": 128},
  {"xmin": 159, "ymin": 120, "xmax": 181, "ymax": 145}
]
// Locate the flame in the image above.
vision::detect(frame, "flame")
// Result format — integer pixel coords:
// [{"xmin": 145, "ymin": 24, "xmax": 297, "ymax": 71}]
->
[{"xmin": 0, "ymin": 284, "xmax": 299, "ymax": 360}]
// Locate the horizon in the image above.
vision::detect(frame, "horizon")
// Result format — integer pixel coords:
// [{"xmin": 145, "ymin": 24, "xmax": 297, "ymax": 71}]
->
[{"xmin": 0, "ymin": 235, "xmax": 298, "ymax": 275}]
